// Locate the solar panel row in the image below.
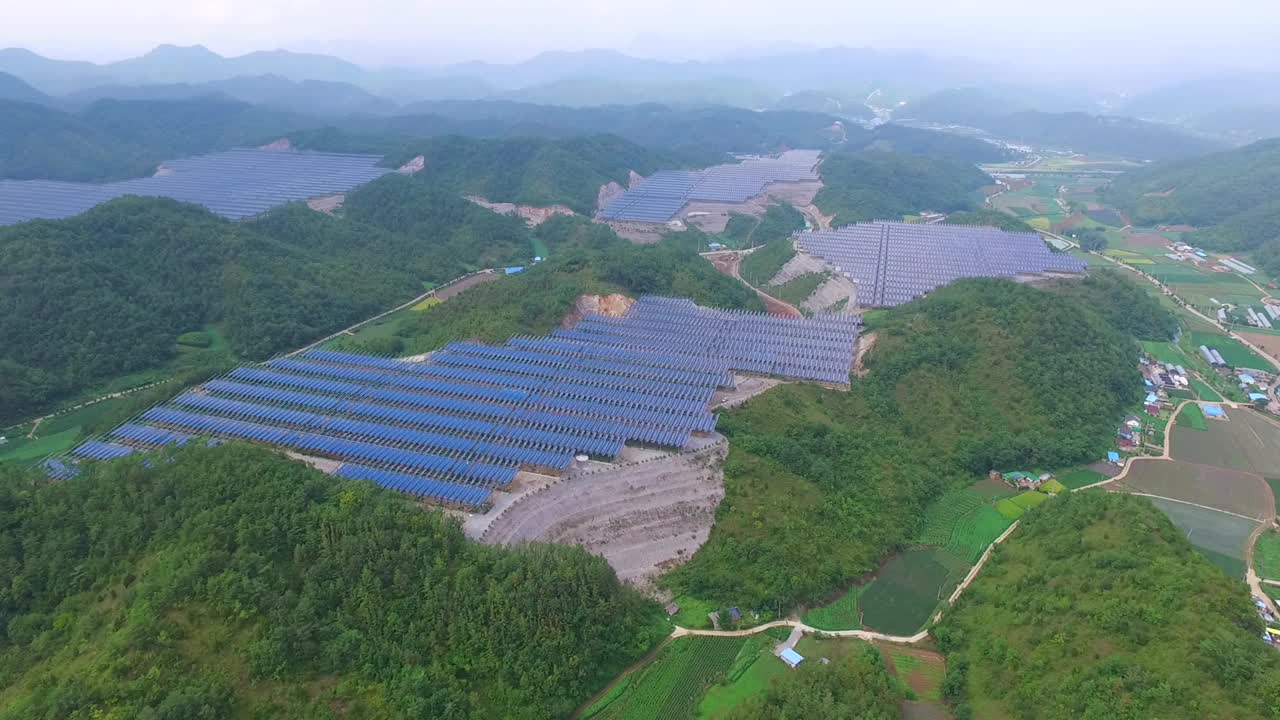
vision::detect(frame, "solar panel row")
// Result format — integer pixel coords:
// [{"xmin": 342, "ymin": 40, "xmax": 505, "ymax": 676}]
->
[
  {"xmin": 0, "ymin": 149, "xmax": 390, "ymax": 225},
  {"xmin": 794, "ymin": 221, "xmax": 1088, "ymax": 307},
  {"xmin": 59, "ymin": 295, "xmax": 860, "ymax": 510},
  {"xmin": 599, "ymin": 150, "xmax": 821, "ymax": 223}
]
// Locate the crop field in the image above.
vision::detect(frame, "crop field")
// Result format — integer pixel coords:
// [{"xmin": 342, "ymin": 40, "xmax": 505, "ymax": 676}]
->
[
  {"xmin": 994, "ymin": 498, "xmax": 1024, "ymax": 520},
  {"xmin": 1176, "ymin": 403, "xmax": 1207, "ymax": 431},
  {"xmin": 590, "ymin": 636, "xmax": 746, "ymax": 720},
  {"xmin": 1189, "ymin": 332, "xmax": 1274, "ymax": 370},
  {"xmin": 1057, "ymin": 468, "xmax": 1108, "ymax": 489},
  {"xmin": 696, "ymin": 636, "xmax": 787, "ymax": 718},
  {"xmin": 946, "ymin": 506, "xmax": 1013, "ymax": 563},
  {"xmin": 1253, "ymin": 531, "xmax": 1280, "ymax": 580},
  {"xmin": 1087, "ymin": 209, "xmax": 1124, "ymax": 227},
  {"xmin": 1145, "ymin": 496, "xmax": 1258, "ymax": 578},
  {"xmin": 1191, "ymin": 379, "xmax": 1224, "ymax": 402},
  {"xmin": 859, "ymin": 549, "xmax": 955, "ymax": 636},
  {"xmin": 1140, "ymin": 340, "xmax": 1193, "ymax": 366},
  {"xmin": 1117, "ymin": 459, "xmax": 1271, "ymax": 521},
  {"xmin": 879, "ymin": 645, "xmax": 946, "ymax": 702},
  {"xmin": 1010, "ymin": 490, "xmax": 1050, "ymax": 511},
  {"xmin": 802, "ymin": 586, "xmax": 862, "ymax": 630},
  {"xmin": 1269, "ymin": 479, "xmax": 1280, "ymax": 513},
  {"xmin": 1237, "ymin": 331, "xmax": 1280, "ymax": 362},
  {"xmin": 1171, "ymin": 410, "xmax": 1280, "ymax": 477},
  {"xmin": 0, "ymin": 427, "xmax": 82, "ymax": 464},
  {"xmin": 915, "ymin": 489, "xmax": 988, "ymax": 546}
]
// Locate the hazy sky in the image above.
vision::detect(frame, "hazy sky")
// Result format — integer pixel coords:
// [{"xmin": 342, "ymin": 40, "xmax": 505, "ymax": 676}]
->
[{"xmin": 6, "ymin": 0, "xmax": 1279, "ymax": 74}]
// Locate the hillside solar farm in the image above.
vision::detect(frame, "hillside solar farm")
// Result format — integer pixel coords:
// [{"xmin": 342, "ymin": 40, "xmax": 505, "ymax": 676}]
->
[
  {"xmin": 794, "ymin": 221, "xmax": 1088, "ymax": 306},
  {"xmin": 0, "ymin": 149, "xmax": 389, "ymax": 224},
  {"xmin": 50, "ymin": 297, "xmax": 860, "ymax": 512},
  {"xmin": 599, "ymin": 150, "xmax": 822, "ymax": 223}
]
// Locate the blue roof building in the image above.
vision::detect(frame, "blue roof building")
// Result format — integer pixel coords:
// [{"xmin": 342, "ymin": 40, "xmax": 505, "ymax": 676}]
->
[
  {"xmin": 504, "ymin": 267, "xmax": 526, "ymax": 275},
  {"xmin": 1107, "ymin": 451, "xmax": 1121, "ymax": 463},
  {"xmin": 1203, "ymin": 404, "xmax": 1226, "ymax": 418},
  {"xmin": 1239, "ymin": 374, "xmax": 1257, "ymax": 384},
  {"xmin": 1145, "ymin": 392, "xmax": 1159, "ymax": 404},
  {"xmin": 779, "ymin": 648, "xmax": 804, "ymax": 668},
  {"xmin": 1249, "ymin": 393, "xmax": 1269, "ymax": 402}
]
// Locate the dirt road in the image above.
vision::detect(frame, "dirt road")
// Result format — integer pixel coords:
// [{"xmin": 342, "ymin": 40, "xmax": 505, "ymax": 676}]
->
[{"xmin": 704, "ymin": 251, "xmax": 803, "ymax": 318}]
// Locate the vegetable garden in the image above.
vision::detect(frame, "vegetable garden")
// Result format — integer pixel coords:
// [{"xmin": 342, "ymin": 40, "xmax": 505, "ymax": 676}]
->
[{"xmin": 588, "ymin": 636, "xmax": 746, "ymax": 720}]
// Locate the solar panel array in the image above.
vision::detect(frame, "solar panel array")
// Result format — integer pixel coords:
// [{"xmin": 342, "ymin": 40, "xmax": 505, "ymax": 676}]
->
[
  {"xmin": 0, "ymin": 149, "xmax": 390, "ymax": 225},
  {"xmin": 561, "ymin": 296, "xmax": 860, "ymax": 385},
  {"xmin": 61, "ymin": 296, "xmax": 858, "ymax": 509},
  {"xmin": 794, "ymin": 222, "xmax": 1088, "ymax": 307},
  {"xmin": 599, "ymin": 150, "xmax": 822, "ymax": 222}
]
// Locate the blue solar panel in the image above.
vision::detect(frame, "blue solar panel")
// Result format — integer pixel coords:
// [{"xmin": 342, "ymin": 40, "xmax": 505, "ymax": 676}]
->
[{"xmin": 0, "ymin": 149, "xmax": 390, "ymax": 225}]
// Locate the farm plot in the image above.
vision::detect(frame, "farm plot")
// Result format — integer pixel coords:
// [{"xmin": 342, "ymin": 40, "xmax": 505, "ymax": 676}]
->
[
  {"xmin": 1171, "ymin": 410, "xmax": 1280, "ymax": 477},
  {"xmin": 1116, "ymin": 459, "xmax": 1272, "ymax": 521},
  {"xmin": 696, "ymin": 636, "xmax": 787, "ymax": 718},
  {"xmin": 1087, "ymin": 209, "xmax": 1125, "ymax": 227},
  {"xmin": 1237, "ymin": 331, "xmax": 1280, "ymax": 363},
  {"xmin": 914, "ymin": 489, "xmax": 988, "ymax": 546},
  {"xmin": 1188, "ymin": 332, "xmax": 1274, "ymax": 370},
  {"xmin": 802, "ymin": 585, "xmax": 862, "ymax": 631},
  {"xmin": 1144, "ymin": 496, "xmax": 1259, "ymax": 579},
  {"xmin": 946, "ymin": 505, "xmax": 1013, "ymax": 563},
  {"xmin": 878, "ymin": 644, "xmax": 946, "ymax": 702},
  {"xmin": 859, "ymin": 549, "xmax": 956, "ymax": 636},
  {"xmin": 1253, "ymin": 531, "xmax": 1280, "ymax": 580},
  {"xmin": 1057, "ymin": 468, "xmax": 1109, "ymax": 489},
  {"xmin": 1176, "ymin": 403, "xmax": 1207, "ymax": 431},
  {"xmin": 589, "ymin": 636, "xmax": 746, "ymax": 720}
]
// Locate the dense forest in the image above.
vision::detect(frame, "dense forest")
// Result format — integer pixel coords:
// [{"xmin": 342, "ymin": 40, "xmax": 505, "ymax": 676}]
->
[
  {"xmin": 0, "ymin": 97, "xmax": 303, "ymax": 180},
  {"xmin": 943, "ymin": 208, "xmax": 1035, "ymax": 233},
  {"xmin": 0, "ymin": 178, "xmax": 534, "ymax": 423},
  {"xmin": 0, "ymin": 444, "xmax": 667, "ymax": 719},
  {"xmin": 376, "ymin": 135, "xmax": 698, "ymax": 214},
  {"xmin": 937, "ymin": 492, "xmax": 1280, "ymax": 720},
  {"xmin": 667, "ymin": 278, "xmax": 1168, "ymax": 608},
  {"xmin": 814, "ymin": 151, "xmax": 990, "ymax": 226},
  {"xmin": 334, "ymin": 217, "xmax": 763, "ymax": 357}
]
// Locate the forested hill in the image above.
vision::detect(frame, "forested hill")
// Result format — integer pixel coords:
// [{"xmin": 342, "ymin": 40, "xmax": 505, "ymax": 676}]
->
[
  {"xmin": 938, "ymin": 491, "xmax": 1280, "ymax": 720},
  {"xmin": 667, "ymin": 278, "xmax": 1167, "ymax": 608},
  {"xmin": 378, "ymin": 135, "xmax": 698, "ymax": 214},
  {"xmin": 1105, "ymin": 138, "xmax": 1280, "ymax": 276},
  {"xmin": 0, "ymin": 97, "xmax": 304, "ymax": 181},
  {"xmin": 0, "ymin": 181, "xmax": 532, "ymax": 424},
  {"xmin": 814, "ymin": 150, "xmax": 991, "ymax": 225},
  {"xmin": 0, "ymin": 443, "xmax": 667, "ymax": 719}
]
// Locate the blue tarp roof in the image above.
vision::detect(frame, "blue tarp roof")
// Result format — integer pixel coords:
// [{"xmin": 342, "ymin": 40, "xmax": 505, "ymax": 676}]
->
[
  {"xmin": 1145, "ymin": 393, "xmax": 1158, "ymax": 403},
  {"xmin": 1249, "ymin": 393, "xmax": 1268, "ymax": 401},
  {"xmin": 1107, "ymin": 451, "xmax": 1121, "ymax": 462},
  {"xmin": 504, "ymin": 267, "xmax": 525, "ymax": 274},
  {"xmin": 1239, "ymin": 374, "xmax": 1256, "ymax": 383},
  {"xmin": 780, "ymin": 648, "xmax": 804, "ymax": 666},
  {"xmin": 1203, "ymin": 404, "xmax": 1226, "ymax": 417}
]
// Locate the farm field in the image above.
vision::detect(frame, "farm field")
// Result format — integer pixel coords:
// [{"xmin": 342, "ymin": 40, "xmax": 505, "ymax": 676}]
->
[
  {"xmin": 877, "ymin": 644, "xmax": 946, "ymax": 702},
  {"xmin": 1056, "ymin": 468, "xmax": 1107, "ymax": 489},
  {"xmin": 1190, "ymin": 378, "xmax": 1224, "ymax": 402},
  {"xmin": 1176, "ymin": 403, "xmax": 1207, "ymax": 430},
  {"xmin": 1188, "ymin": 331, "xmax": 1273, "ymax": 370},
  {"xmin": 1253, "ymin": 531, "xmax": 1280, "ymax": 580},
  {"xmin": 1140, "ymin": 340, "xmax": 1194, "ymax": 366},
  {"xmin": 0, "ymin": 391, "xmax": 179, "ymax": 465},
  {"xmin": 695, "ymin": 636, "xmax": 787, "ymax": 719},
  {"xmin": 1170, "ymin": 410, "xmax": 1280, "ymax": 476},
  {"xmin": 588, "ymin": 636, "xmax": 746, "ymax": 720},
  {"xmin": 858, "ymin": 548, "xmax": 960, "ymax": 636},
  {"xmin": 1116, "ymin": 459, "xmax": 1272, "ymax": 521},
  {"xmin": 1237, "ymin": 331, "xmax": 1280, "ymax": 364},
  {"xmin": 801, "ymin": 585, "xmax": 862, "ymax": 630},
  {"xmin": 1145, "ymin": 496, "xmax": 1259, "ymax": 578}
]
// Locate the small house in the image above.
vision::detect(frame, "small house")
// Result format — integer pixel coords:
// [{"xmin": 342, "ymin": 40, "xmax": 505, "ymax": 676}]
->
[
  {"xmin": 727, "ymin": 607, "xmax": 742, "ymax": 622},
  {"xmin": 1250, "ymin": 393, "xmax": 1269, "ymax": 404},
  {"xmin": 780, "ymin": 648, "xmax": 804, "ymax": 669},
  {"xmin": 1107, "ymin": 451, "xmax": 1122, "ymax": 465},
  {"xmin": 665, "ymin": 602, "xmax": 680, "ymax": 617},
  {"xmin": 1002, "ymin": 471, "xmax": 1040, "ymax": 490},
  {"xmin": 1203, "ymin": 405, "xmax": 1226, "ymax": 419}
]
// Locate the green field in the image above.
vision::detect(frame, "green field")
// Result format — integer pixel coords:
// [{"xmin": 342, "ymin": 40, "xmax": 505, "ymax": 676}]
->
[
  {"xmin": 695, "ymin": 636, "xmax": 787, "ymax": 718},
  {"xmin": 0, "ymin": 427, "xmax": 83, "ymax": 464},
  {"xmin": 1189, "ymin": 331, "xmax": 1274, "ymax": 370},
  {"xmin": 1140, "ymin": 340, "xmax": 1193, "ymax": 366},
  {"xmin": 1175, "ymin": 403, "xmax": 1207, "ymax": 431},
  {"xmin": 590, "ymin": 636, "xmax": 746, "ymax": 720},
  {"xmin": 770, "ymin": 272, "xmax": 828, "ymax": 309},
  {"xmin": 995, "ymin": 498, "xmax": 1025, "ymax": 520},
  {"xmin": 1056, "ymin": 468, "xmax": 1107, "ymax": 490},
  {"xmin": 1269, "ymin": 479, "xmax": 1280, "ymax": 514},
  {"xmin": 911, "ymin": 487, "xmax": 1009, "ymax": 564},
  {"xmin": 858, "ymin": 549, "xmax": 955, "ymax": 636},
  {"xmin": 946, "ymin": 506, "xmax": 1014, "ymax": 563},
  {"xmin": 914, "ymin": 489, "xmax": 988, "ymax": 546},
  {"xmin": 881, "ymin": 648, "xmax": 946, "ymax": 702},
  {"xmin": 1146, "ymin": 497, "xmax": 1258, "ymax": 579},
  {"xmin": 802, "ymin": 586, "xmax": 862, "ymax": 631},
  {"xmin": 1190, "ymin": 378, "xmax": 1224, "ymax": 402},
  {"xmin": 1254, "ymin": 531, "xmax": 1280, "ymax": 580},
  {"xmin": 1010, "ymin": 490, "xmax": 1050, "ymax": 511}
]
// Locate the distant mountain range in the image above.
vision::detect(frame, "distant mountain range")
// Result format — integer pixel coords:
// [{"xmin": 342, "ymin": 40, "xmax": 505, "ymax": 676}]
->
[{"xmin": 0, "ymin": 44, "xmax": 990, "ymax": 113}]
